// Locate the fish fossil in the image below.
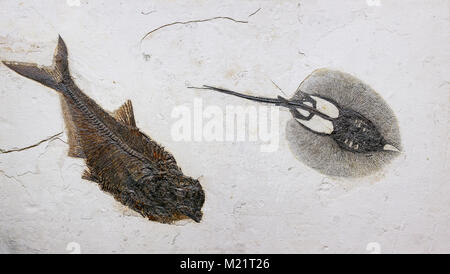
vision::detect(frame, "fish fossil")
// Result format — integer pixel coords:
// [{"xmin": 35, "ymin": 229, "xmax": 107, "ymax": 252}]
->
[
  {"xmin": 189, "ymin": 69, "xmax": 401, "ymax": 177},
  {"xmin": 2, "ymin": 36, "xmax": 205, "ymax": 223},
  {"xmin": 189, "ymin": 85, "xmax": 399, "ymax": 153}
]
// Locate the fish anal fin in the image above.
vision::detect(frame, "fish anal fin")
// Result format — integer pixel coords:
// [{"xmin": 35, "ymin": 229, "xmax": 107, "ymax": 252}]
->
[
  {"xmin": 60, "ymin": 95, "xmax": 85, "ymax": 158},
  {"xmin": 113, "ymin": 100, "xmax": 136, "ymax": 127},
  {"xmin": 67, "ymin": 144, "xmax": 84, "ymax": 158}
]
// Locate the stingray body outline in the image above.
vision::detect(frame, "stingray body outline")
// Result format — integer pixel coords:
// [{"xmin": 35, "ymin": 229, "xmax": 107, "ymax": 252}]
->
[{"xmin": 189, "ymin": 85, "xmax": 400, "ymax": 154}]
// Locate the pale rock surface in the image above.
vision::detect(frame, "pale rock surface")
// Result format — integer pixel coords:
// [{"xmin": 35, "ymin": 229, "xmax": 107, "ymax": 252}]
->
[{"xmin": 0, "ymin": 0, "xmax": 448, "ymax": 253}]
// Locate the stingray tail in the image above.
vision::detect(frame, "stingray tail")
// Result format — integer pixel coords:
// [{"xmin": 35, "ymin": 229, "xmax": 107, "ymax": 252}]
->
[
  {"xmin": 188, "ymin": 85, "xmax": 283, "ymax": 104},
  {"xmin": 188, "ymin": 85, "xmax": 329, "ymax": 118},
  {"xmin": 2, "ymin": 35, "xmax": 70, "ymax": 93}
]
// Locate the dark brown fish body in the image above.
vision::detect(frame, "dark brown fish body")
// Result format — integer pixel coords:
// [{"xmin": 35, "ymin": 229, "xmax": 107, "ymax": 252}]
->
[{"xmin": 2, "ymin": 36, "xmax": 204, "ymax": 223}]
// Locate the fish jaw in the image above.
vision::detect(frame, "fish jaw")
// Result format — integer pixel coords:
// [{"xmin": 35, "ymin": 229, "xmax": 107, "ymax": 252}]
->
[{"xmin": 383, "ymin": 144, "xmax": 400, "ymax": 152}]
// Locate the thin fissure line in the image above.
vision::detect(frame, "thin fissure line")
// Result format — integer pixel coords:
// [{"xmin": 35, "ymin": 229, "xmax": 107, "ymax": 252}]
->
[
  {"xmin": 141, "ymin": 10, "xmax": 155, "ymax": 15},
  {"xmin": 248, "ymin": 7, "xmax": 261, "ymax": 17},
  {"xmin": 141, "ymin": 16, "xmax": 248, "ymax": 42},
  {"xmin": 0, "ymin": 131, "xmax": 63, "ymax": 154},
  {"xmin": 270, "ymin": 79, "xmax": 287, "ymax": 96}
]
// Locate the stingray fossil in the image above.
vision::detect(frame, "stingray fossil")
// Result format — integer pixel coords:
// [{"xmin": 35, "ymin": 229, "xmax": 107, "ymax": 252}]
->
[
  {"xmin": 190, "ymin": 69, "xmax": 401, "ymax": 177},
  {"xmin": 2, "ymin": 36, "xmax": 205, "ymax": 223}
]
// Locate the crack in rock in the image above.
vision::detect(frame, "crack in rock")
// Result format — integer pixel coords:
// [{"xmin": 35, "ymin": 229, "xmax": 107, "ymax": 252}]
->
[
  {"xmin": 0, "ymin": 132, "xmax": 63, "ymax": 154},
  {"xmin": 141, "ymin": 16, "xmax": 249, "ymax": 42},
  {"xmin": 141, "ymin": 10, "xmax": 155, "ymax": 15},
  {"xmin": 248, "ymin": 8, "xmax": 261, "ymax": 17},
  {"xmin": 171, "ymin": 232, "xmax": 180, "ymax": 245}
]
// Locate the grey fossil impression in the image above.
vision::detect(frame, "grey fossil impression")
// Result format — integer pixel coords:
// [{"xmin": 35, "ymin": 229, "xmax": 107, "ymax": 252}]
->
[{"xmin": 190, "ymin": 69, "xmax": 402, "ymax": 177}]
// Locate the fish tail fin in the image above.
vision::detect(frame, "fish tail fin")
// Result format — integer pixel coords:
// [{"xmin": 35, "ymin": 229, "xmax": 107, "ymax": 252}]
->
[{"xmin": 2, "ymin": 35, "xmax": 70, "ymax": 92}]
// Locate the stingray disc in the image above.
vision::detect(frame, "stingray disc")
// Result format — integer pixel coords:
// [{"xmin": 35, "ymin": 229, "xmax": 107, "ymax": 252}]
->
[{"xmin": 286, "ymin": 69, "xmax": 401, "ymax": 177}]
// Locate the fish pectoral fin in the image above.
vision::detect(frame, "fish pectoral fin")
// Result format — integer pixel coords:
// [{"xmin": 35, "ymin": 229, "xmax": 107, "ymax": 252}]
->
[
  {"xmin": 82, "ymin": 169, "xmax": 98, "ymax": 182},
  {"xmin": 113, "ymin": 100, "xmax": 136, "ymax": 127}
]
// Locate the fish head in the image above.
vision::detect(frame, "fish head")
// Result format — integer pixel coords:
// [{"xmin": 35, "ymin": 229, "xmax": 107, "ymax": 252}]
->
[
  {"xmin": 137, "ymin": 172, "xmax": 205, "ymax": 223},
  {"xmin": 171, "ymin": 176, "xmax": 205, "ymax": 223}
]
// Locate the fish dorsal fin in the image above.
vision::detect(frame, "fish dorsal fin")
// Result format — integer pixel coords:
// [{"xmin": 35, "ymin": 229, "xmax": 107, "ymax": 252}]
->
[{"xmin": 114, "ymin": 100, "xmax": 136, "ymax": 127}]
